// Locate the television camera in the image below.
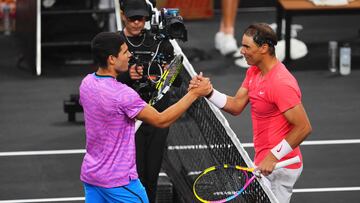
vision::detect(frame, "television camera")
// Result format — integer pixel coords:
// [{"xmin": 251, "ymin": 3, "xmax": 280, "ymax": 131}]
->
[{"xmin": 128, "ymin": 1, "xmax": 187, "ymax": 83}]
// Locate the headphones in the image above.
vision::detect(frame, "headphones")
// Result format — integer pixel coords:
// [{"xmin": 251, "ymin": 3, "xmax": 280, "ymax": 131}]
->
[{"xmin": 119, "ymin": 0, "xmax": 153, "ymax": 21}]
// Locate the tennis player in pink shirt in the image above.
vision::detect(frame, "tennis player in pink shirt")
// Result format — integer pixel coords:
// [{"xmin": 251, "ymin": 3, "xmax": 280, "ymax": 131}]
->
[
  {"xmin": 80, "ymin": 32, "xmax": 212, "ymax": 203},
  {"xmin": 190, "ymin": 23, "xmax": 312, "ymax": 203}
]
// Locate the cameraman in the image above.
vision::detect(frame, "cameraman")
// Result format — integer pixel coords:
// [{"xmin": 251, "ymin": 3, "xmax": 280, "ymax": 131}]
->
[{"xmin": 117, "ymin": 0, "xmax": 180, "ymax": 202}]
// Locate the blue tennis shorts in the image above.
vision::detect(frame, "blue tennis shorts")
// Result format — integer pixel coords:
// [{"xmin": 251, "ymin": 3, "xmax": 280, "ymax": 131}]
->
[{"xmin": 83, "ymin": 179, "xmax": 149, "ymax": 203}]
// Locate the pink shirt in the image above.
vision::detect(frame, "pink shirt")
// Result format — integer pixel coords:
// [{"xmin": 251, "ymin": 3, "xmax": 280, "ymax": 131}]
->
[
  {"xmin": 79, "ymin": 73, "xmax": 147, "ymax": 187},
  {"xmin": 242, "ymin": 62, "xmax": 302, "ymax": 169}
]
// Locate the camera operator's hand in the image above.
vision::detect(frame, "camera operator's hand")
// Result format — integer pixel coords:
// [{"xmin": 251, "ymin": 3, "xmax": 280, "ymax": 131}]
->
[{"xmin": 129, "ymin": 64, "xmax": 143, "ymax": 80}]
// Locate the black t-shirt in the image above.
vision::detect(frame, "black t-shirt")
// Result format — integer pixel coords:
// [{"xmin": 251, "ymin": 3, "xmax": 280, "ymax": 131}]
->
[{"xmin": 117, "ymin": 29, "xmax": 180, "ymax": 111}]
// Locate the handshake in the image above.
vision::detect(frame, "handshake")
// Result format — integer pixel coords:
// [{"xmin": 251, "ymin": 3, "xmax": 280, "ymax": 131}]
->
[
  {"xmin": 187, "ymin": 72, "xmax": 214, "ymax": 98},
  {"xmin": 188, "ymin": 72, "xmax": 227, "ymax": 109}
]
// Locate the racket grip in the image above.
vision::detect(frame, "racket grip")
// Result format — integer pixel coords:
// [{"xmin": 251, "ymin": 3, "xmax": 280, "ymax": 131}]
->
[{"xmin": 274, "ymin": 156, "xmax": 301, "ymax": 169}]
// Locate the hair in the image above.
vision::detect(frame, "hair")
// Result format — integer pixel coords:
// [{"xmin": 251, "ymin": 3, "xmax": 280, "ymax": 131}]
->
[
  {"xmin": 91, "ymin": 32, "xmax": 126, "ymax": 68},
  {"xmin": 243, "ymin": 23, "xmax": 277, "ymax": 56}
]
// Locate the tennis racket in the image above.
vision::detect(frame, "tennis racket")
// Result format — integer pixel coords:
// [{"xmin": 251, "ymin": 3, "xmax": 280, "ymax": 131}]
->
[
  {"xmin": 135, "ymin": 54, "xmax": 184, "ymax": 131},
  {"xmin": 193, "ymin": 156, "xmax": 301, "ymax": 203}
]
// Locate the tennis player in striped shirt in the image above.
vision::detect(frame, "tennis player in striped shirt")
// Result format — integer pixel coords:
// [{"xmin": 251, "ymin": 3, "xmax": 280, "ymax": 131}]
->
[{"xmin": 79, "ymin": 32, "xmax": 212, "ymax": 203}]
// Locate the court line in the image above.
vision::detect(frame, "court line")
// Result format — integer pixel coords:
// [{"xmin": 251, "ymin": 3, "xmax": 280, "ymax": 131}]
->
[
  {"xmin": 0, "ymin": 197, "xmax": 84, "ymax": 203},
  {"xmin": 0, "ymin": 139, "xmax": 360, "ymax": 157},
  {"xmin": 0, "ymin": 149, "xmax": 85, "ymax": 157},
  {"xmin": 294, "ymin": 187, "xmax": 360, "ymax": 193},
  {"xmin": 1, "ymin": 187, "xmax": 360, "ymax": 202}
]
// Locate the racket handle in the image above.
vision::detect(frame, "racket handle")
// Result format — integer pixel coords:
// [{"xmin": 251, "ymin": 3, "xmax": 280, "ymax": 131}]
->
[{"xmin": 274, "ymin": 156, "xmax": 301, "ymax": 169}]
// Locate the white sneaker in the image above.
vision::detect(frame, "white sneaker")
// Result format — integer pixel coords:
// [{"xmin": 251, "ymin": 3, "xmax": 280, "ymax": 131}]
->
[
  {"xmin": 269, "ymin": 21, "xmax": 303, "ymax": 38},
  {"xmin": 214, "ymin": 32, "xmax": 238, "ymax": 55},
  {"xmin": 214, "ymin": 32, "xmax": 224, "ymax": 50},
  {"xmin": 43, "ymin": 0, "xmax": 56, "ymax": 7},
  {"xmin": 233, "ymin": 50, "xmax": 249, "ymax": 68},
  {"xmin": 275, "ymin": 38, "xmax": 308, "ymax": 61}
]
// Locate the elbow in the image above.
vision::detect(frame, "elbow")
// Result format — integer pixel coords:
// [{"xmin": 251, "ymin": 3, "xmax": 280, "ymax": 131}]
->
[
  {"xmin": 306, "ymin": 123, "xmax": 312, "ymax": 136},
  {"xmin": 303, "ymin": 122, "xmax": 312, "ymax": 139},
  {"xmin": 154, "ymin": 122, "xmax": 170, "ymax": 128},
  {"xmin": 230, "ymin": 111, "xmax": 240, "ymax": 116},
  {"xmin": 229, "ymin": 108, "xmax": 243, "ymax": 116},
  {"xmin": 151, "ymin": 117, "xmax": 171, "ymax": 128},
  {"xmin": 226, "ymin": 105, "xmax": 245, "ymax": 116},
  {"xmin": 227, "ymin": 107, "xmax": 242, "ymax": 116}
]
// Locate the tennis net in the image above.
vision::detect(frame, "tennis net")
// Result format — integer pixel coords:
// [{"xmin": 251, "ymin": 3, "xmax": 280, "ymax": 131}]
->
[{"xmin": 161, "ymin": 41, "xmax": 279, "ymax": 203}]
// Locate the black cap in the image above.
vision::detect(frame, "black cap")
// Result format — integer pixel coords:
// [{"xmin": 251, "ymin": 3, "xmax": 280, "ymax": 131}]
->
[{"xmin": 122, "ymin": 0, "xmax": 149, "ymax": 18}]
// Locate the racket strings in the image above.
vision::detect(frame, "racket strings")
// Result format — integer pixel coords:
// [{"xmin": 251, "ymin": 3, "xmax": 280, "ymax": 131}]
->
[
  {"xmin": 194, "ymin": 167, "xmax": 253, "ymax": 201},
  {"xmin": 149, "ymin": 55, "xmax": 183, "ymax": 105}
]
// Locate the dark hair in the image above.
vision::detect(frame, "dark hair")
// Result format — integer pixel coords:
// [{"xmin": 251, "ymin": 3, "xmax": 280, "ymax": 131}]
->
[
  {"xmin": 243, "ymin": 23, "xmax": 277, "ymax": 56},
  {"xmin": 91, "ymin": 32, "xmax": 126, "ymax": 68}
]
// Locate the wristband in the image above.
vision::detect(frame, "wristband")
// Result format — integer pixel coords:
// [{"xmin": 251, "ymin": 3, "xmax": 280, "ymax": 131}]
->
[
  {"xmin": 207, "ymin": 89, "xmax": 227, "ymax": 109},
  {"xmin": 271, "ymin": 139, "xmax": 293, "ymax": 160}
]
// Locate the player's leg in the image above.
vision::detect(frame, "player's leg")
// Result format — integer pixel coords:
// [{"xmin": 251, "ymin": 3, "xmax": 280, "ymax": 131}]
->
[
  {"xmin": 144, "ymin": 126, "xmax": 169, "ymax": 203},
  {"xmin": 221, "ymin": 0, "xmax": 239, "ymax": 35},
  {"xmin": 265, "ymin": 166, "xmax": 303, "ymax": 203},
  {"xmin": 135, "ymin": 124, "xmax": 150, "ymax": 188},
  {"xmin": 83, "ymin": 182, "xmax": 107, "ymax": 203},
  {"xmin": 215, "ymin": 0, "xmax": 240, "ymax": 55},
  {"xmin": 93, "ymin": 179, "xmax": 149, "ymax": 203}
]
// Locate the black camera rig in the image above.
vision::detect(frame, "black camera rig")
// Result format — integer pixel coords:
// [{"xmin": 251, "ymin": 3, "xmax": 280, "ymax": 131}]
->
[
  {"xmin": 127, "ymin": 1, "xmax": 187, "ymax": 82},
  {"xmin": 147, "ymin": 1, "xmax": 187, "ymax": 41}
]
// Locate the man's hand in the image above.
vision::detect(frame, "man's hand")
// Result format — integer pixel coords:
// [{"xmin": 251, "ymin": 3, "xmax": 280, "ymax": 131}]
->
[
  {"xmin": 188, "ymin": 72, "xmax": 210, "ymax": 91},
  {"xmin": 129, "ymin": 64, "xmax": 143, "ymax": 80},
  {"xmin": 188, "ymin": 72, "xmax": 213, "ymax": 97},
  {"xmin": 257, "ymin": 153, "xmax": 279, "ymax": 176}
]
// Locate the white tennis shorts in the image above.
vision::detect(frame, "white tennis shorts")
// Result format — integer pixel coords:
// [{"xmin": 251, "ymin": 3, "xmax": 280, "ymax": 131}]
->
[{"xmin": 263, "ymin": 165, "xmax": 303, "ymax": 203}]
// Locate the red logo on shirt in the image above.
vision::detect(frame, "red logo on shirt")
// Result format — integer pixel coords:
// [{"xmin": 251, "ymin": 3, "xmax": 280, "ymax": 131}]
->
[{"xmin": 276, "ymin": 145, "xmax": 283, "ymax": 152}]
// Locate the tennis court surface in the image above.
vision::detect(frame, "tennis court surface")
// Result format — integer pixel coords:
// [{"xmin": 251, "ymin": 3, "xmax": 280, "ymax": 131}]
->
[{"xmin": 1, "ymin": 9, "xmax": 360, "ymax": 203}]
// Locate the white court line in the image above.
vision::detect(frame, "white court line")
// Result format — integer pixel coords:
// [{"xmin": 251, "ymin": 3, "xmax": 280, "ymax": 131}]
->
[
  {"xmin": 0, "ymin": 197, "xmax": 84, "ymax": 203},
  {"xmin": 301, "ymin": 139, "xmax": 360, "ymax": 146},
  {"xmin": 1, "ymin": 187, "xmax": 360, "ymax": 202},
  {"xmin": 242, "ymin": 139, "xmax": 360, "ymax": 148},
  {"xmin": 0, "ymin": 139, "xmax": 360, "ymax": 157},
  {"xmin": 294, "ymin": 186, "xmax": 360, "ymax": 193},
  {"xmin": 0, "ymin": 149, "xmax": 85, "ymax": 157}
]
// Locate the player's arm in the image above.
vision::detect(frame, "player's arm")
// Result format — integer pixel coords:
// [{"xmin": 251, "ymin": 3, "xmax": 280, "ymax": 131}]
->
[
  {"xmin": 221, "ymin": 87, "xmax": 249, "ymax": 116},
  {"xmin": 282, "ymin": 103, "xmax": 312, "ymax": 148},
  {"xmin": 189, "ymin": 74, "xmax": 249, "ymax": 115},
  {"xmin": 136, "ymin": 78, "xmax": 212, "ymax": 128},
  {"xmin": 259, "ymin": 103, "xmax": 312, "ymax": 175},
  {"xmin": 201, "ymin": 86, "xmax": 249, "ymax": 116}
]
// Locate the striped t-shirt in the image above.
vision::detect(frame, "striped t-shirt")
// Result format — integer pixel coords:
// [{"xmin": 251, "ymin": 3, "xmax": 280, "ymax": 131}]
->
[{"xmin": 79, "ymin": 73, "xmax": 147, "ymax": 188}]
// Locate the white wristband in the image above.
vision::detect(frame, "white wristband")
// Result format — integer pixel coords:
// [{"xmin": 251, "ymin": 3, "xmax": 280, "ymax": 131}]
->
[
  {"xmin": 271, "ymin": 139, "xmax": 293, "ymax": 160},
  {"xmin": 207, "ymin": 89, "xmax": 227, "ymax": 109}
]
